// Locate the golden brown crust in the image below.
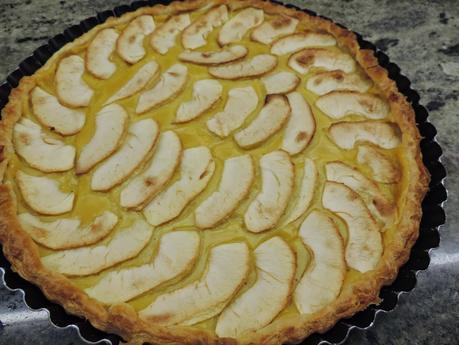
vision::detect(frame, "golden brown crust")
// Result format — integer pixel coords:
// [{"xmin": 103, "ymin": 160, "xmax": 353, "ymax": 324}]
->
[{"xmin": 0, "ymin": 1, "xmax": 430, "ymax": 344}]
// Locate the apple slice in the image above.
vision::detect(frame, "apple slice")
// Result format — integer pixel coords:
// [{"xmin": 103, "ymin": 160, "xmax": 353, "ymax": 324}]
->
[
  {"xmin": 328, "ymin": 121, "xmax": 402, "ymax": 150},
  {"xmin": 76, "ymin": 104, "xmax": 128, "ymax": 174},
  {"xmin": 316, "ymin": 91, "xmax": 389, "ymax": 119},
  {"xmin": 19, "ymin": 211, "xmax": 118, "ymax": 250},
  {"xmin": 91, "ymin": 119, "xmax": 158, "ymax": 191},
  {"xmin": 85, "ymin": 230, "xmax": 200, "ymax": 304},
  {"xmin": 325, "ymin": 161, "xmax": 396, "ymax": 226},
  {"xmin": 284, "ymin": 158, "xmax": 318, "ymax": 225},
  {"xmin": 357, "ymin": 145, "xmax": 401, "ymax": 183},
  {"xmin": 218, "ymin": 7, "xmax": 264, "ymax": 45},
  {"xmin": 306, "ymin": 70, "xmax": 372, "ymax": 95},
  {"xmin": 120, "ymin": 131, "xmax": 181, "ymax": 209},
  {"xmin": 16, "ymin": 171, "xmax": 74, "ymax": 216},
  {"xmin": 282, "ymin": 92, "xmax": 315, "ymax": 155},
  {"xmin": 234, "ymin": 94, "xmax": 290, "ymax": 148},
  {"xmin": 207, "ymin": 86, "xmax": 258, "ymax": 137},
  {"xmin": 117, "ymin": 15, "xmax": 155, "ymax": 64},
  {"xmin": 178, "ymin": 45, "xmax": 248, "ymax": 65},
  {"xmin": 209, "ymin": 54, "xmax": 277, "ymax": 79},
  {"xmin": 42, "ymin": 220, "xmax": 153, "ymax": 276},
  {"xmin": 56, "ymin": 55, "xmax": 93, "ymax": 107},
  {"xmin": 136, "ymin": 64, "xmax": 188, "ymax": 114},
  {"xmin": 245, "ymin": 151, "xmax": 294, "ymax": 233},
  {"xmin": 195, "ymin": 154, "xmax": 254, "ymax": 228},
  {"xmin": 294, "ymin": 210, "xmax": 345, "ymax": 314},
  {"xmin": 139, "ymin": 242, "xmax": 250, "ymax": 326},
  {"xmin": 13, "ymin": 118, "xmax": 75, "ymax": 172},
  {"xmin": 322, "ymin": 181, "xmax": 383, "ymax": 272},
  {"xmin": 175, "ymin": 79, "xmax": 223, "ymax": 123},
  {"xmin": 150, "ymin": 13, "xmax": 191, "ymax": 55},
  {"xmin": 251, "ymin": 15, "xmax": 298, "ymax": 44},
  {"xmin": 105, "ymin": 61, "xmax": 160, "ymax": 105},
  {"xmin": 143, "ymin": 147, "xmax": 215, "ymax": 226},
  {"xmin": 261, "ymin": 71, "xmax": 300, "ymax": 95},
  {"xmin": 31, "ymin": 87, "xmax": 85, "ymax": 136},
  {"xmin": 216, "ymin": 237, "xmax": 295, "ymax": 337},
  {"xmin": 288, "ymin": 48, "xmax": 356, "ymax": 74},
  {"xmin": 182, "ymin": 5, "xmax": 228, "ymax": 49},
  {"xmin": 86, "ymin": 28, "xmax": 119, "ymax": 79},
  {"xmin": 271, "ymin": 32, "xmax": 336, "ymax": 55}
]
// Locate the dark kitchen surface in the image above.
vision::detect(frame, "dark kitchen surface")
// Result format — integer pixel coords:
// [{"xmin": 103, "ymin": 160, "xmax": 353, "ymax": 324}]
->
[{"xmin": 0, "ymin": 1, "xmax": 457, "ymax": 345}]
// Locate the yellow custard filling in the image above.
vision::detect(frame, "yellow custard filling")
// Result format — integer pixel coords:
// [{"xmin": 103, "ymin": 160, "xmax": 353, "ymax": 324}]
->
[{"xmin": 5, "ymin": 6, "xmax": 412, "ymax": 333}]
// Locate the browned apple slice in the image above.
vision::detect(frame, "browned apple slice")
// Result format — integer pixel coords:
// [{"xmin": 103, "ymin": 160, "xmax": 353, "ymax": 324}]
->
[
  {"xmin": 76, "ymin": 104, "xmax": 128, "ymax": 174},
  {"xmin": 136, "ymin": 64, "xmax": 188, "ymax": 114},
  {"xmin": 284, "ymin": 158, "xmax": 317, "ymax": 225},
  {"xmin": 143, "ymin": 147, "xmax": 215, "ymax": 226},
  {"xmin": 282, "ymin": 92, "xmax": 315, "ymax": 155},
  {"xmin": 195, "ymin": 154, "xmax": 254, "ymax": 228},
  {"xmin": 85, "ymin": 230, "xmax": 200, "ymax": 304},
  {"xmin": 182, "ymin": 5, "xmax": 228, "ymax": 49},
  {"xmin": 207, "ymin": 86, "xmax": 258, "ymax": 137},
  {"xmin": 316, "ymin": 91, "xmax": 389, "ymax": 119},
  {"xmin": 56, "ymin": 55, "xmax": 93, "ymax": 107},
  {"xmin": 150, "ymin": 13, "xmax": 191, "ymax": 55},
  {"xmin": 208, "ymin": 54, "xmax": 277, "ymax": 80},
  {"xmin": 294, "ymin": 210, "xmax": 345, "ymax": 314},
  {"xmin": 357, "ymin": 145, "xmax": 401, "ymax": 183},
  {"xmin": 322, "ymin": 181, "xmax": 383, "ymax": 272},
  {"xmin": 31, "ymin": 87, "xmax": 85, "ymax": 136},
  {"xmin": 328, "ymin": 121, "xmax": 402, "ymax": 149},
  {"xmin": 234, "ymin": 94, "xmax": 290, "ymax": 148},
  {"xmin": 288, "ymin": 48, "xmax": 356, "ymax": 74},
  {"xmin": 245, "ymin": 151, "xmax": 294, "ymax": 232},
  {"xmin": 42, "ymin": 220, "xmax": 153, "ymax": 276},
  {"xmin": 306, "ymin": 70, "xmax": 372, "ymax": 95},
  {"xmin": 16, "ymin": 171, "xmax": 74, "ymax": 216},
  {"xmin": 218, "ymin": 7, "xmax": 264, "ymax": 45},
  {"xmin": 175, "ymin": 79, "xmax": 222, "ymax": 123},
  {"xmin": 178, "ymin": 45, "xmax": 248, "ymax": 65},
  {"xmin": 13, "ymin": 118, "xmax": 75, "ymax": 172},
  {"xmin": 19, "ymin": 212, "xmax": 118, "ymax": 250},
  {"xmin": 271, "ymin": 32, "xmax": 336, "ymax": 55},
  {"xmin": 117, "ymin": 15, "xmax": 155, "ymax": 64},
  {"xmin": 86, "ymin": 28, "xmax": 119, "ymax": 79},
  {"xmin": 261, "ymin": 71, "xmax": 300, "ymax": 95},
  {"xmin": 105, "ymin": 61, "xmax": 160, "ymax": 105},
  {"xmin": 139, "ymin": 242, "xmax": 250, "ymax": 326},
  {"xmin": 91, "ymin": 119, "xmax": 158, "ymax": 191},
  {"xmin": 251, "ymin": 15, "xmax": 298, "ymax": 44},
  {"xmin": 120, "ymin": 131, "xmax": 181, "ymax": 209},
  {"xmin": 325, "ymin": 161, "xmax": 396, "ymax": 226},
  {"xmin": 216, "ymin": 237, "xmax": 295, "ymax": 337}
]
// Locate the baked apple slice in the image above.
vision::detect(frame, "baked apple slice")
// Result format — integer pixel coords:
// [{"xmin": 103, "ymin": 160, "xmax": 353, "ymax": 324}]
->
[
  {"xmin": 117, "ymin": 15, "xmax": 155, "ymax": 64},
  {"xmin": 306, "ymin": 70, "xmax": 372, "ymax": 95},
  {"xmin": 209, "ymin": 54, "xmax": 277, "ymax": 80},
  {"xmin": 271, "ymin": 32, "xmax": 336, "ymax": 55},
  {"xmin": 139, "ymin": 242, "xmax": 250, "ymax": 326},
  {"xmin": 42, "ymin": 220, "xmax": 153, "ymax": 276},
  {"xmin": 218, "ymin": 7, "xmax": 264, "ymax": 45},
  {"xmin": 251, "ymin": 15, "xmax": 298, "ymax": 44},
  {"xmin": 13, "ymin": 118, "xmax": 75, "ymax": 172},
  {"xmin": 31, "ymin": 87, "xmax": 85, "ymax": 136},
  {"xmin": 178, "ymin": 45, "xmax": 248, "ymax": 65},
  {"xmin": 150, "ymin": 13, "xmax": 191, "ymax": 55},
  {"xmin": 261, "ymin": 71, "xmax": 300, "ymax": 95},
  {"xmin": 288, "ymin": 48, "xmax": 355, "ymax": 74},
  {"xmin": 195, "ymin": 154, "xmax": 254, "ymax": 228},
  {"xmin": 245, "ymin": 151, "xmax": 294, "ymax": 232},
  {"xmin": 357, "ymin": 145, "xmax": 401, "ymax": 183},
  {"xmin": 16, "ymin": 171, "xmax": 74, "ymax": 216},
  {"xmin": 143, "ymin": 147, "xmax": 215, "ymax": 226},
  {"xmin": 86, "ymin": 28, "xmax": 119, "ymax": 79},
  {"xmin": 19, "ymin": 211, "xmax": 118, "ymax": 250},
  {"xmin": 85, "ymin": 230, "xmax": 200, "ymax": 304},
  {"xmin": 91, "ymin": 119, "xmax": 158, "ymax": 191},
  {"xmin": 56, "ymin": 55, "xmax": 93, "ymax": 107}
]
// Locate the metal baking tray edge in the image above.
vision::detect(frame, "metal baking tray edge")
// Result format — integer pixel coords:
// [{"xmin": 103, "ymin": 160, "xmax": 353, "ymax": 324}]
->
[{"xmin": 0, "ymin": 1, "xmax": 447, "ymax": 344}]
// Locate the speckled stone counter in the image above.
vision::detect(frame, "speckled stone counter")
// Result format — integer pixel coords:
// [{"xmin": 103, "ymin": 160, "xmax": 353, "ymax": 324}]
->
[{"xmin": 0, "ymin": 1, "xmax": 457, "ymax": 345}]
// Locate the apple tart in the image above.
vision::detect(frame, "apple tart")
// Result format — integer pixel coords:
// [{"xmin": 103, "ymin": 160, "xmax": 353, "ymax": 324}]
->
[{"xmin": 0, "ymin": 0, "xmax": 429, "ymax": 344}]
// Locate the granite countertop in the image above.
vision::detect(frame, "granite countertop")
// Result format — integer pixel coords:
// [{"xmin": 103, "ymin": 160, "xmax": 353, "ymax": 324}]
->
[{"xmin": 0, "ymin": 1, "xmax": 457, "ymax": 344}]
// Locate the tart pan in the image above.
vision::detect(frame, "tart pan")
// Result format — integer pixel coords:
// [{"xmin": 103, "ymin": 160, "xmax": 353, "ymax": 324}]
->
[{"xmin": 0, "ymin": 1, "xmax": 446, "ymax": 344}]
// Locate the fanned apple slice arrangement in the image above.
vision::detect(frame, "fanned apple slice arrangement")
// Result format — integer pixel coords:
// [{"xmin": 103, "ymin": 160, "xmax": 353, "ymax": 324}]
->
[{"xmin": 10, "ymin": 3, "xmax": 407, "ymax": 340}]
